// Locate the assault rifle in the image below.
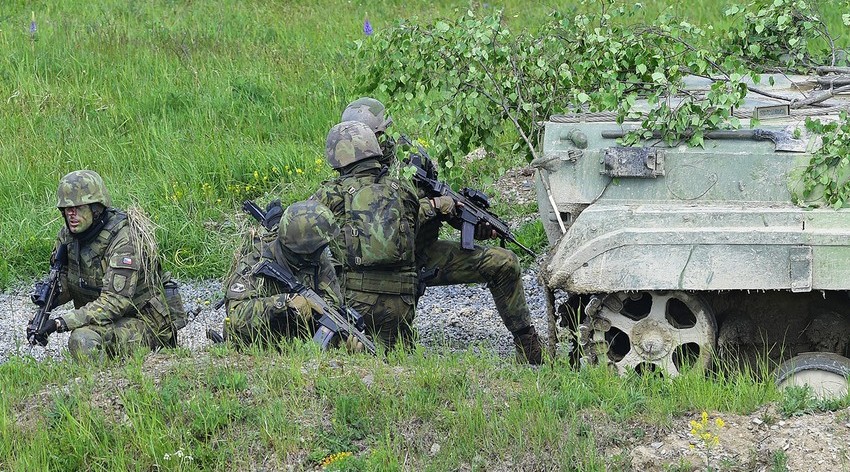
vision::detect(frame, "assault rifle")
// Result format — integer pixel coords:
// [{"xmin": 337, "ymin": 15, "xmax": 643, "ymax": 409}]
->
[
  {"xmin": 243, "ymin": 200, "xmax": 377, "ymax": 355},
  {"xmin": 27, "ymin": 243, "xmax": 68, "ymax": 346},
  {"xmin": 398, "ymin": 136, "xmax": 536, "ymax": 257},
  {"xmin": 254, "ymin": 260, "xmax": 377, "ymax": 355}
]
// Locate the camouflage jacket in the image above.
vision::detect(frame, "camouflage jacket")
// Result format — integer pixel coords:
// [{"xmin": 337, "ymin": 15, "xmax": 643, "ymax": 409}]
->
[
  {"xmin": 382, "ymin": 143, "xmax": 442, "ymax": 257},
  {"xmin": 224, "ymin": 236, "xmax": 342, "ymax": 321},
  {"xmin": 54, "ymin": 208, "xmax": 172, "ymax": 333},
  {"xmin": 311, "ymin": 160, "xmax": 420, "ymax": 294}
]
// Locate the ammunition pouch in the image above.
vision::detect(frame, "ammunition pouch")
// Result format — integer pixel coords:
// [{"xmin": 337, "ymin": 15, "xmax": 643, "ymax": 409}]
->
[{"xmin": 344, "ymin": 271, "xmax": 416, "ymax": 296}]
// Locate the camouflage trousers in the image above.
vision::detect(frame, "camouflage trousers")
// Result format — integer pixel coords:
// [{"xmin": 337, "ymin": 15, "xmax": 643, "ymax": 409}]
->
[
  {"xmin": 224, "ymin": 297, "xmax": 311, "ymax": 349},
  {"xmin": 345, "ymin": 289, "xmax": 415, "ymax": 350},
  {"xmin": 417, "ymin": 239, "xmax": 532, "ymax": 333},
  {"xmin": 67, "ymin": 316, "xmax": 169, "ymax": 359}
]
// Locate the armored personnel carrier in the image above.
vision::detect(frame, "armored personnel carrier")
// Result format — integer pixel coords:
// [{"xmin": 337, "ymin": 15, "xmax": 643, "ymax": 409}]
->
[{"xmin": 536, "ymin": 71, "xmax": 850, "ymax": 396}]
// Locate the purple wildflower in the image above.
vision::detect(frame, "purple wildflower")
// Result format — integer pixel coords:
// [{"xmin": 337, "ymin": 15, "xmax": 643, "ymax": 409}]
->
[
  {"xmin": 363, "ymin": 18, "xmax": 373, "ymax": 36},
  {"xmin": 30, "ymin": 20, "xmax": 37, "ymax": 35}
]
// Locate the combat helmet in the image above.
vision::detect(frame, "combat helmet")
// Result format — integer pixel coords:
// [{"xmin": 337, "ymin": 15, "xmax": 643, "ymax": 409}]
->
[
  {"xmin": 278, "ymin": 200, "xmax": 340, "ymax": 255},
  {"xmin": 341, "ymin": 97, "xmax": 393, "ymax": 134},
  {"xmin": 56, "ymin": 170, "xmax": 112, "ymax": 208},
  {"xmin": 324, "ymin": 121, "xmax": 382, "ymax": 169}
]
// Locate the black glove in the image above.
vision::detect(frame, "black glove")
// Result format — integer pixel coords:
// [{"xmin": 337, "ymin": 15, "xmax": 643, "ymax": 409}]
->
[
  {"xmin": 36, "ymin": 317, "xmax": 67, "ymax": 337},
  {"xmin": 474, "ymin": 221, "xmax": 497, "ymax": 240}
]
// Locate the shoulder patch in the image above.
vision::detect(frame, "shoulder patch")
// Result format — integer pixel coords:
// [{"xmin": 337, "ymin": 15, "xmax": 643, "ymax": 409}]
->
[
  {"xmin": 229, "ymin": 282, "xmax": 246, "ymax": 293},
  {"xmin": 121, "ymin": 256, "xmax": 134, "ymax": 266}
]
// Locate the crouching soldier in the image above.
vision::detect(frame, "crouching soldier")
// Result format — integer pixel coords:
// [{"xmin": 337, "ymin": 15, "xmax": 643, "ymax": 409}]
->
[
  {"xmin": 222, "ymin": 200, "xmax": 347, "ymax": 348},
  {"xmin": 31, "ymin": 170, "xmax": 186, "ymax": 359},
  {"xmin": 312, "ymin": 121, "xmax": 420, "ymax": 350}
]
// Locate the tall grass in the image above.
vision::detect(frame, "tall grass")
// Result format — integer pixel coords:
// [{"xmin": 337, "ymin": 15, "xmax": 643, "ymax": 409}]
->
[{"xmin": 0, "ymin": 344, "xmax": 790, "ymax": 471}]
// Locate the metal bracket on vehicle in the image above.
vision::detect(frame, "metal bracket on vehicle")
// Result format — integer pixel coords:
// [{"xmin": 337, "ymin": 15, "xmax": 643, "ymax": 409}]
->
[
  {"xmin": 601, "ymin": 147, "xmax": 665, "ymax": 178},
  {"xmin": 789, "ymin": 245, "xmax": 813, "ymax": 293},
  {"xmin": 541, "ymin": 149, "xmax": 583, "ymax": 165}
]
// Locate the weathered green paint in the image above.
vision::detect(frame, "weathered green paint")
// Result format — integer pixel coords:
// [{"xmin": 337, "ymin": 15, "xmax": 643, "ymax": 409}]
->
[{"xmin": 538, "ymin": 75, "xmax": 850, "ymax": 295}]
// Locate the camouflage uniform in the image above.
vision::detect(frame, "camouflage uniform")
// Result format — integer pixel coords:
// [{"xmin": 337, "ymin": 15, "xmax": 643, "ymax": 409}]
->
[
  {"xmin": 312, "ymin": 121, "xmax": 420, "ymax": 349},
  {"xmin": 342, "ymin": 97, "xmax": 542, "ymax": 364},
  {"xmin": 223, "ymin": 200, "xmax": 343, "ymax": 348},
  {"xmin": 49, "ymin": 170, "xmax": 185, "ymax": 359}
]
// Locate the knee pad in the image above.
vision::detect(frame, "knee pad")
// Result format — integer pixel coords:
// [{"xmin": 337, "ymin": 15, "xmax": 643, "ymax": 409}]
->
[{"xmin": 68, "ymin": 327, "xmax": 104, "ymax": 360}]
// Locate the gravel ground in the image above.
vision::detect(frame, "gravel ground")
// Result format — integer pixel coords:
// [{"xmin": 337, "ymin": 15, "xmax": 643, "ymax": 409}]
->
[{"xmin": 0, "ymin": 266, "xmax": 550, "ymax": 363}]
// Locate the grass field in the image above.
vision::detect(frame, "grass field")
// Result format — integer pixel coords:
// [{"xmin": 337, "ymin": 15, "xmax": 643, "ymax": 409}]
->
[
  {"xmin": 0, "ymin": 0, "xmax": 786, "ymax": 288},
  {"xmin": 1, "ymin": 343, "xmax": 797, "ymax": 471}
]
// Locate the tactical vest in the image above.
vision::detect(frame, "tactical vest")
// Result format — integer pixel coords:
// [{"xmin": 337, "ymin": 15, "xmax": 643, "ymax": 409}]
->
[
  {"xmin": 63, "ymin": 209, "xmax": 129, "ymax": 306},
  {"xmin": 59, "ymin": 208, "xmax": 185, "ymax": 330},
  {"xmin": 340, "ymin": 173, "xmax": 416, "ymax": 269}
]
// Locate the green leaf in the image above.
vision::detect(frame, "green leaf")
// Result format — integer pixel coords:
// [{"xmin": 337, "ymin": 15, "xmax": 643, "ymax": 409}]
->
[
  {"xmin": 636, "ymin": 64, "xmax": 647, "ymax": 74},
  {"xmin": 577, "ymin": 92, "xmax": 590, "ymax": 103}
]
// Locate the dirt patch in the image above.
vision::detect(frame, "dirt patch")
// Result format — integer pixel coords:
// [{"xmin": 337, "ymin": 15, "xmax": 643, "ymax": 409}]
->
[{"xmin": 620, "ymin": 406, "xmax": 850, "ymax": 471}]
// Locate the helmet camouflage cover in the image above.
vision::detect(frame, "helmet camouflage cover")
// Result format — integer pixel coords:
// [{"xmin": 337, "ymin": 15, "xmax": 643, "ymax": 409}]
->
[
  {"xmin": 341, "ymin": 97, "xmax": 392, "ymax": 134},
  {"xmin": 278, "ymin": 200, "xmax": 340, "ymax": 255},
  {"xmin": 324, "ymin": 120, "xmax": 382, "ymax": 169},
  {"xmin": 56, "ymin": 170, "xmax": 112, "ymax": 208}
]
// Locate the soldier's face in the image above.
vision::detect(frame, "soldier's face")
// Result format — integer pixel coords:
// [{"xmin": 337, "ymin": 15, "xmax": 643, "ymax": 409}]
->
[{"xmin": 62, "ymin": 204, "xmax": 94, "ymax": 233}]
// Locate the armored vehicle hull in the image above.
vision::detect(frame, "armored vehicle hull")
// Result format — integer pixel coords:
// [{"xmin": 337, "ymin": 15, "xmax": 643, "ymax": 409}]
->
[{"xmin": 537, "ymin": 74, "xmax": 850, "ymax": 394}]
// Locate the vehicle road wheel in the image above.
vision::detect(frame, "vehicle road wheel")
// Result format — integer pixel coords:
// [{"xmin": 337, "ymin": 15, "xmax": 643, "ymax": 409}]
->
[
  {"xmin": 775, "ymin": 352, "xmax": 850, "ymax": 399},
  {"xmin": 582, "ymin": 291, "xmax": 717, "ymax": 376}
]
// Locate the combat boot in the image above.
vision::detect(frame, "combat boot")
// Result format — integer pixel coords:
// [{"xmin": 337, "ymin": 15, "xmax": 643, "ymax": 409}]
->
[{"xmin": 513, "ymin": 326, "xmax": 543, "ymax": 365}]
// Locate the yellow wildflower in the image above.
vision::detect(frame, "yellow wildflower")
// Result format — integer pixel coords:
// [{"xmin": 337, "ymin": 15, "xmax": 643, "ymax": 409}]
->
[{"xmin": 320, "ymin": 451, "xmax": 352, "ymax": 469}]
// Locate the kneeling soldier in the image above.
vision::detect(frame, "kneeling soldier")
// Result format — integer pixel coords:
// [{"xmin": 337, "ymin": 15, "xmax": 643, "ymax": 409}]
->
[
  {"xmin": 223, "ymin": 200, "xmax": 345, "ymax": 348},
  {"xmin": 32, "ymin": 170, "xmax": 186, "ymax": 359}
]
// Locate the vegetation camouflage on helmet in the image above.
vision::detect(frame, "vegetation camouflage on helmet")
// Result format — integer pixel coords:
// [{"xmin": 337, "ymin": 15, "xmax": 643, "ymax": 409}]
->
[
  {"xmin": 278, "ymin": 200, "xmax": 340, "ymax": 255},
  {"xmin": 341, "ymin": 97, "xmax": 392, "ymax": 134},
  {"xmin": 325, "ymin": 121, "xmax": 382, "ymax": 169},
  {"xmin": 56, "ymin": 170, "xmax": 112, "ymax": 208}
]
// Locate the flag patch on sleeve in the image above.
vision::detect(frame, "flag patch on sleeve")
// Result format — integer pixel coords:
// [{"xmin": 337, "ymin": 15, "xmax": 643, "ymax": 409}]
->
[{"xmin": 121, "ymin": 257, "xmax": 134, "ymax": 266}]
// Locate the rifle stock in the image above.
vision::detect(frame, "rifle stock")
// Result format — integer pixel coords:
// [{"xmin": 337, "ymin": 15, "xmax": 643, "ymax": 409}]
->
[{"xmin": 27, "ymin": 243, "xmax": 67, "ymax": 346}]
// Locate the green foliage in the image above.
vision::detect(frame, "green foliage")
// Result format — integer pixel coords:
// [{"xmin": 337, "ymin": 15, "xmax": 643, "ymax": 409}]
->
[
  {"xmin": 356, "ymin": 0, "xmax": 850, "ymax": 203},
  {"xmin": 355, "ymin": 3, "xmax": 757, "ymax": 164},
  {"xmin": 778, "ymin": 384, "xmax": 850, "ymax": 416},
  {"xmin": 795, "ymin": 112, "xmax": 850, "ymax": 208},
  {"xmin": 719, "ymin": 0, "xmax": 836, "ymax": 71},
  {"xmin": 771, "ymin": 449, "xmax": 790, "ymax": 472}
]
